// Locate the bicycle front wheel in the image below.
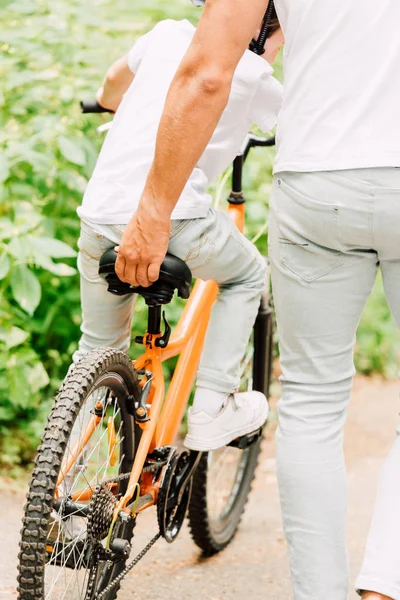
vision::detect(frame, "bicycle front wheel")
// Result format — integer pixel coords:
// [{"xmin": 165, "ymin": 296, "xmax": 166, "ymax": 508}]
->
[
  {"xmin": 188, "ymin": 298, "xmax": 274, "ymax": 555},
  {"xmin": 18, "ymin": 348, "xmax": 140, "ymax": 600}
]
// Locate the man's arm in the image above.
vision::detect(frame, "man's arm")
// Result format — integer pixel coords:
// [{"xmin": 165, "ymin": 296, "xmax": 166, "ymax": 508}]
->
[
  {"xmin": 116, "ymin": 0, "xmax": 270, "ymax": 287},
  {"xmin": 96, "ymin": 55, "xmax": 134, "ymax": 113}
]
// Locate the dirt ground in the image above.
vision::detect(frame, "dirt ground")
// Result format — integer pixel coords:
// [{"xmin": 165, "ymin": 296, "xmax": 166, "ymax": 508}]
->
[{"xmin": 1, "ymin": 376, "xmax": 399, "ymax": 600}]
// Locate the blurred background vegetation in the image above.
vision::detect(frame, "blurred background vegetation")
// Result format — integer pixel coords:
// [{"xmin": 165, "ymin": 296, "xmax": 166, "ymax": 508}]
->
[{"xmin": 1, "ymin": 0, "xmax": 399, "ymax": 470}]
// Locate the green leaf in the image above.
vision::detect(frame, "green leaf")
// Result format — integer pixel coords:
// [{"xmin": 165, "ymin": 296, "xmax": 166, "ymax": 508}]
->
[
  {"xmin": 14, "ymin": 201, "xmax": 43, "ymax": 232},
  {"xmin": 8, "ymin": 236, "xmax": 33, "ymax": 261},
  {"xmin": 34, "ymin": 253, "xmax": 77, "ymax": 276},
  {"xmin": 0, "ymin": 218, "xmax": 13, "ymax": 240},
  {"xmin": 0, "ymin": 251, "xmax": 10, "ymax": 279},
  {"xmin": 0, "ymin": 326, "xmax": 29, "ymax": 349},
  {"xmin": 17, "ymin": 150, "xmax": 50, "ymax": 173},
  {"xmin": 0, "ymin": 156, "xmax": 10, "ymax": 183},
  {"xmin": 10, "ymin": 264, "xmax": 41, "ymax": 315},
  {"xmin": 7, "ymin": 364, "xmax": 31, "ymax": 409},
  {"xmin": 31, "ymin": 236, "xmax": 77, "ymax": 258},
  {"xmin": 46, "ymin": 261, "xmax": 77, "ymax": 277},
  {"xmin": 58, "ymin": 136, "xmax": 86, "ymax": 166},
  {"xmin": 28, "ymin": 362, "xmax": 50, "ymax": 393},
  {"xmin": 0, "ymin": 405, "xmax": 16, "ymax": 422}
]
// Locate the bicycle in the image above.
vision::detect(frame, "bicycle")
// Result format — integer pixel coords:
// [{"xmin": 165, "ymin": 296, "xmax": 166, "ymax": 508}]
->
[{"xmin": 17, "ymin": 100, "xmax": 276, "ymax": 600}]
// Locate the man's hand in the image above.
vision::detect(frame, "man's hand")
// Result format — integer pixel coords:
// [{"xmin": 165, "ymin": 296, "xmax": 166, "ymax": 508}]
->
[{"xmin": 116, "ymin": 203, "xmax": 171, "ymax": 287}]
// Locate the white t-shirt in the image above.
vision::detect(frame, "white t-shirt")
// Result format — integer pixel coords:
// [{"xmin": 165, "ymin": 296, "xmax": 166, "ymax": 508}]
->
[
  {"xmin": 78, "ymin": 19, "xmax": 282, "ymax": 224},
  {"xmin": 274, "ymin": 0, "xmax": 400, "ymax": 173}
]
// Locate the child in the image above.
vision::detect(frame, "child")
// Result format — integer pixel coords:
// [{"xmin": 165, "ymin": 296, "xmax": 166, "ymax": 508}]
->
[{"xmin": 75, "ymin": 7, "xmax": 284, "ymax": 451}]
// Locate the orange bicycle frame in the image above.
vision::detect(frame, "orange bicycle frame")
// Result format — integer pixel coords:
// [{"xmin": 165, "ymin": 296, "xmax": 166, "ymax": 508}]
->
[
  {"xmin": 58, "ymin": 202, "xmax": 245, "ymax": 513},
  {"xmin": 58, "ymin": 133, "xmax": 275, "ymax": 514},
  {"xmin": 116, "ymin": 202, "xmax": 245, "ymax": 512}
]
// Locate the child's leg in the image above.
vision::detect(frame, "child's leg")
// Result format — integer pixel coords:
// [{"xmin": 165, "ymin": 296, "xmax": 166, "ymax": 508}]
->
[
  {"xmin": 73, "ymin": 222, "xmax": 136, "ymax": 364},
  {"xmin": 169, "ymin": 208, "xmax": 267, "ymax": 390},
  {"xmin": 168, "ymin": 208, "xmax": 268, "ymax": 449}
]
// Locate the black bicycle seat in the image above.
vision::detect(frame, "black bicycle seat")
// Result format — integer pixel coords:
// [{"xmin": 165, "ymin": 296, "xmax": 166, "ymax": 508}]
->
[{"xmin": 98, "ymin": 248, "xmax": 192, "ymax": 305}]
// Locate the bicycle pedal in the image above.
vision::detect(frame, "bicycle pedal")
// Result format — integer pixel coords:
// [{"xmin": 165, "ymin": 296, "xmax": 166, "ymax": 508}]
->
[{"xmin": 228, "ymin": 427, "xmax": 263, "ymax": 450}]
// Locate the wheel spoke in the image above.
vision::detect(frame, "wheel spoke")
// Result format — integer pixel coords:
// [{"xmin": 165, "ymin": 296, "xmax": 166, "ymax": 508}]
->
[
  {"xmin": 44, "ymin": 385, "xmax": 128, "ymax": 599},
  {"xmin": 18, "ymin": 351, "xmax": 138, "ymax": 600}
]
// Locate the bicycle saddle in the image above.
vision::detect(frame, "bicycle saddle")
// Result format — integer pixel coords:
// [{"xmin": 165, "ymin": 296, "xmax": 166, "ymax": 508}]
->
[{"xmin": 98, "ymin": 248, "xmax": 192, "ymax": 305}]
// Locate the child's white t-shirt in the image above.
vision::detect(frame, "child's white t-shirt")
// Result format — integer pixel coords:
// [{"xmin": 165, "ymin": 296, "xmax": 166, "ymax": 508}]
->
[{"xmin": 78, "ymin": 19, "xmax": 282, "ymax": 225}]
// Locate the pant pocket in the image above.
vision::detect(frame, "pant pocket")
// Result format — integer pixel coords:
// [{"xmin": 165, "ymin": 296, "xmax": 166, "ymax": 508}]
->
[
  {"xmin": 183, "ymin": 222, "xmax": 215, "ymax": 271},
  {"xmin": 78, "ymin": 222, "xmax": 110, "ymax": 260},
  {"xmin": 273, "ymin": 175, "xmax": 343, "ymax": 283},
  {"xmin": 168, "ymin": 217, "xmax": 216, "ymax": 272},
  {"xmin": 77, "ymin": 223, "xmax": 114, "ymax": 282},
  {"xmin": 169, "ymin": 219, "xmax": 191, "ymax": 240}
]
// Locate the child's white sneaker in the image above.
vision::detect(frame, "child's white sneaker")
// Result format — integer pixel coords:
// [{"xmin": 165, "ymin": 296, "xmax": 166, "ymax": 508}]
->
[{"xmin": 184, "ymin": 391, "xmax": 269, "ymax": 451}]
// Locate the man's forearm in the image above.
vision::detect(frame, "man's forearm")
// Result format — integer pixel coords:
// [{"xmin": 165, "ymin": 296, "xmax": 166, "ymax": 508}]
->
[
  {"xmin": 138, "ymin": 0, "xmax": 269, "ymax": 218},
  {"xmin": 143, "ymin": 65, "xmax": 232, "ymax": 218}
]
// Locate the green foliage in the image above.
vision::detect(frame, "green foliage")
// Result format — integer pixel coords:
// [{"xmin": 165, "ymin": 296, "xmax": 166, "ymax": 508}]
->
[
  {"xmin": 356, "ymin": 273, "xmax": 400, "ymax": 378},
  {"xmin": 0, "ymin": 0, "xmax": 399, "ymax": 469},
  {"xmin": 0, "ymin": 0, "xmax": 199, "ymax": 467}
]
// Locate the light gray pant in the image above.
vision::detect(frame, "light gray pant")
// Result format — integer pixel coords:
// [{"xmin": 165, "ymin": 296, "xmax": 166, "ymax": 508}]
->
[
  {"xmin": 269, "ymin": 168, "xmax": 400, "ymax": 600},
  {"xmin": 75, "ymin": 207, "xmax": 266, "ymax": 393}
]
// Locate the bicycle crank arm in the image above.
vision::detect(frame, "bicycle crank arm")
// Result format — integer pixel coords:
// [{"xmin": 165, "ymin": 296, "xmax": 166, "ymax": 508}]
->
[
  {"xmin": 127, "ymin": 492, "xmax": 154, "ymax": 513},
  {"xmin": 176, "ymin": 451, "xmax": 202, "ymax": 504}
]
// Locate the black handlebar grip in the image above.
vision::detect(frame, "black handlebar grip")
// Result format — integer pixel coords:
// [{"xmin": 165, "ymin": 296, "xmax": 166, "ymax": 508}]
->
[{"xmin": 80, "ymin": 99, "xmax": 113, "ymax": 114}]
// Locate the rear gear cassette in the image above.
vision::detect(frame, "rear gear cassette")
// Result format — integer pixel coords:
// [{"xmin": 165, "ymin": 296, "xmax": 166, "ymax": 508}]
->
[{"xmin": 87, "ymin": 482, "xmax": 118, "ymax": 542}]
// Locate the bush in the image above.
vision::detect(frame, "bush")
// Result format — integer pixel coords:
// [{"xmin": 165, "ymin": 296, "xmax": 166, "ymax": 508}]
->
[{"xmin": 0, "ymin": 0, "xmax": 199, "ymax": 467}]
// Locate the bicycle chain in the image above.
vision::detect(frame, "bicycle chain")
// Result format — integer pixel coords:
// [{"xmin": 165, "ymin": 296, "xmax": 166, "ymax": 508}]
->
[
  {"xmin": 85, "ymin": 472, "xmax": 131, "ymax": 600},
  {"xmin": 93, "ymin": 532, "xmax": 161, "ymax": 600},
  {"xmin": 85, "ymin": 459, "xmax": 168, "ymax": 600}
]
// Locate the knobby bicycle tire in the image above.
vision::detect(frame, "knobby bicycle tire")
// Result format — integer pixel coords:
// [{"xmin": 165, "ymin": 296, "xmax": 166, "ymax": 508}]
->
[
  {"xmin": 188, "ymin": 300, "xmax": 274, "ymax": 555},
  {"xmin": 17, "ymin": 348, "xmax": 141, "ymax": 600}
]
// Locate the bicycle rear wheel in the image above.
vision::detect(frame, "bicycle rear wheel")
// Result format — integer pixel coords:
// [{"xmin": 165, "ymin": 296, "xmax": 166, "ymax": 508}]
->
[
  {"xmin": 18, "ymin": 348, "xmax": 140, "ymax": 600},
  {"xmin": 188, "ymin": 298, "xmax": 274, "ymax": 555}
]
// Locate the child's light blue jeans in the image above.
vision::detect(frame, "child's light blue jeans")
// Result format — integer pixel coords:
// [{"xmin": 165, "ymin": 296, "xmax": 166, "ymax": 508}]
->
[
  {"xmin": 74, "ymin": 207, "xmax": 266, "ymax": 393},
  {"xmin": 269, "ymin": 168, "xmax": 400, "ymax": 600}
]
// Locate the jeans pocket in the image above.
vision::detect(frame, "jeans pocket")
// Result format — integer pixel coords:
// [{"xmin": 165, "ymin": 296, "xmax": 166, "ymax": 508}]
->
[
  {"xmin": 184, "ymin": 228, "xmax": 215, "ymax": 271},
  {"xmin": 168, "ymin": 218, "xmax": 215, "ymax": 272},
  {"xmin": 169, "ymin": 219, "xmax": 191, "ymax": 240},
  {"xmin": 273, "ymin": 176, "xmax": 343, "ymax": 283},
  {"xmin": 78, "ymin": 222, "xmax": 109, "ymax": 260}
]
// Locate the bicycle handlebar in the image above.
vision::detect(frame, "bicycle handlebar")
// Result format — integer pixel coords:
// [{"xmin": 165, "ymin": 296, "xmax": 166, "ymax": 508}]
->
[
  {"xmin": 243, "ymin": 134, "xmax": 275, "ymax": 161},
  {"xmin": 230, "ymin": 134, "xmax": 276, "ymax": 195},
  {"xmin": 80, "ymin": 99, "xmax": 113, "ymax": 114}
]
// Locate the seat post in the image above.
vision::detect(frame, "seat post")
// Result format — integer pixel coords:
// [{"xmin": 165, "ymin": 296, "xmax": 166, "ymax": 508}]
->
[{"xmin": 147, "ymin": 304, "xmax": 162, "ymax": 335}]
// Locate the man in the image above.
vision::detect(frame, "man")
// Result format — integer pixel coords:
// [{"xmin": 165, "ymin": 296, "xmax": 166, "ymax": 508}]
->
[{"xmin": 115, "ymin": 1, "xmax": 400, "ymax": 599}]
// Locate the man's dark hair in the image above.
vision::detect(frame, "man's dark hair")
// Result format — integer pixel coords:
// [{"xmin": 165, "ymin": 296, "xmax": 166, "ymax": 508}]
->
[
  {"xmin": 191, "ymin": 0, "xmax": 280, "ymax": 54},
  {"xmin": 267, "ymin": 5, "xmax": 280, "ymax": 38},
  {"xmin": 250, "ymin": 1, "xmax": 280, "ymax": 55}
]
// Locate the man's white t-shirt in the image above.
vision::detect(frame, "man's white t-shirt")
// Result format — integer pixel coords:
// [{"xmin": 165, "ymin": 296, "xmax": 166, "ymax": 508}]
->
[
  {"xmin": 79, "ymin": 19, "xmax": 282, "ymax": 224},
  {"xmin": 274, "ymin": 0, "xmax": 400, "ymax": 173}
]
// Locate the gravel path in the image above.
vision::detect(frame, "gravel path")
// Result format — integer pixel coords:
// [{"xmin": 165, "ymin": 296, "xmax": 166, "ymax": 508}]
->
[{"xmin": 1, "ymin": 376, "xmax": 399, "ymax": 600}]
